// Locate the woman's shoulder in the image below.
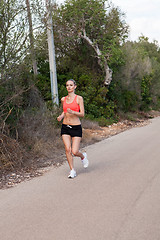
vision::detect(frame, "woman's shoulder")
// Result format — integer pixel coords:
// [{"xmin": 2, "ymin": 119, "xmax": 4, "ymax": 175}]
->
[
  {"xmin": 76, "ymin": 95, "xmax": 83, "ymax": 99},
  {"xmin": 76, "ymin": 95, "xmax": 83, "ymax": 103},
  {"xmin": 61, "ymin": 96, "xmax": 66, "ymax": 102}
]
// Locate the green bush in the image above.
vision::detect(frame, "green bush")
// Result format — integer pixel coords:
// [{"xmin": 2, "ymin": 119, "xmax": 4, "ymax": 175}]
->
[
  {"xmin": 96, "ymin": 116, "xmax": 117, "ymax": 127},
  {"xmin": 140, "ymin": 74, "xmax": 152, "ymax": 110},
  {"xmin": 35, "ymin": 74, "xmax": 52, "ymax": 101}
]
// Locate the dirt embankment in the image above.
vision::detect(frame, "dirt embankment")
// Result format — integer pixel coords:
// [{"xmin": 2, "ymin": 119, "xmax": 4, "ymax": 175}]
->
[{"xmin": 1, "ymin": 111, "xmax": 160, "ymax": 189}]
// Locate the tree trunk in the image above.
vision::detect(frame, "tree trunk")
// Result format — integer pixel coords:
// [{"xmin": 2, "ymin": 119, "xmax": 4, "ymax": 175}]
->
[
  {"xmin": 80, "ymin": 29, "xmax": 112, "ymax": 86},
  {"xmin": 26, "ymin": 0, "xmax": 38, "ymax": 75}
]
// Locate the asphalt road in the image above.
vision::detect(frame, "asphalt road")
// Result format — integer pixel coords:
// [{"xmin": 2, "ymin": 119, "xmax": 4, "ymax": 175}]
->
[{"xmin": 1, "ymin": 117, "xmax": 160, "ymax": 240}]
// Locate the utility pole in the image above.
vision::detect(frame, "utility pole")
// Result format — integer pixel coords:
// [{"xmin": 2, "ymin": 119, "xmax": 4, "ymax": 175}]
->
[
  {"xmin": 45, "ymin": 0, "xmax": 59, "ymax": 105},
  {"xmin": 26, "ymin": 0, "xmax": 38, "ymax": 75}
]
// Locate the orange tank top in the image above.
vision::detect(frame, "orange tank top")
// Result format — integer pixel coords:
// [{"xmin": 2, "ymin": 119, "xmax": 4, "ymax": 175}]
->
[{"xmin": 63, "ymin": 95, "xmax": 80, "ymax": 113}]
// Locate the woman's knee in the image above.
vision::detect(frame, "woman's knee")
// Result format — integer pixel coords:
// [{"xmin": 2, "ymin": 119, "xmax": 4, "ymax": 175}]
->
[
  {"xmin": 65, "ymin": 146, "xmax": 72, "ymax": 155},
  {"xmin": 72, "ymin": 148, "xmax": 79, "ymax": 156}
]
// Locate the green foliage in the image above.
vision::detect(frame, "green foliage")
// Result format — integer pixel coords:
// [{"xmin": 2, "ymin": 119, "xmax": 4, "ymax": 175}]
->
[
  {"xmin": 121, "ymin": 90, "xmax": 139, "ymax": 112},
  {"xmin": 108, "ymin": 80, "xmax": 139, "ymax": 113},
  {"xmin": 53, "ymin": 0, "xmax": 128, "ymax": 77},
  {"xmin": 35, "ymin": 75, "xmax": 51, "ymax": 101},
  {"xmin": 61, "ymin": 0, "xmax": 107, "ymax": 36},
  {"xmin": 138, "ymin": 36, "xmax": 160, "ymax": 61},
  {"xmin": 140, "ymin": 74, "xmax": 152, "ymax": 110},
  {"xmin": 96, "ymin": 116, "xmax": 117, "ymax": 127},
  {"xmin": 108, "ymin": 38, "xmax": 160, "ymax": 114},
  {"xmin": 106, "ymin": 39, "xmax": 125, "ymax": 71},
  {"xmin": 0, "ymin": 0, "xmax": 28, "ymax": 71}
]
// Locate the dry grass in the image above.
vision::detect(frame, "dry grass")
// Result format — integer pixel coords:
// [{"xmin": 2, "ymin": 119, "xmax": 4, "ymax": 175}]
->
[
  {"xmin": 81, "ymin": 128, "xmax": 102, "ymax": 147},
  {"xmin": 0, "ymin": 107, "xmax": 63, "ymax": 175},
  {"xmin": 81, "ymin": 118, "xmax": 101, "ymax": 130},
  {"xmin": 0, "ymin": 133, "xmax": 26, "ymax": 175},
  {"xmin": 17, "ymin": 108, "xmax": 66, "ymax": 167}
]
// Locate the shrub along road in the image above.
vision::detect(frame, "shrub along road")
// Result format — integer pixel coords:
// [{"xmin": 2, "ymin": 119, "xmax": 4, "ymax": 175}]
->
[{"xmin": 1, "ymin": 117, "xmax": 160, "ymax": 240}]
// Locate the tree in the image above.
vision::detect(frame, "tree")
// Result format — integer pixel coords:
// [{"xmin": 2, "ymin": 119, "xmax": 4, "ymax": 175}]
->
[
  {"xmin": 0, "ymin": 0, "xmax": 28, "ymax": 76},
  {"xmin": 52, "ymin": 0, "xmax": 128, "ymax": 85},
  {"xmin": 0, "ymin": 0, "xmax": 28, "ymax": 132},
  {"xmin": 109, "ymin": 38, "xmax": 160, "ymax": 112},
  {"xmin": 25, "ymin": 0, "xmax": 38, "ymax": 75},
  {"xmin": 0, "ymin": 0, "xmax": 45, "ymax": 135}
]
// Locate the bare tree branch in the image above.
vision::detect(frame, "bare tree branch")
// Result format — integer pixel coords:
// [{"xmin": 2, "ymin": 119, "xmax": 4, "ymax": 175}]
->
[
  {"xmin": 79, "ymin": 28, "xmax": 112, "ymax": 85},
  {"xmin": 0, "ymin": 85, "xmax": 34, "ymax": 109}
]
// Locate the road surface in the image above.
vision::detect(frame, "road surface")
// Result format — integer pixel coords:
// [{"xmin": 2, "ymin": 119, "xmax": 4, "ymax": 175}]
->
[{"xmin": 1, "ymin": 117, "xmax": 160, "ymax": 240}]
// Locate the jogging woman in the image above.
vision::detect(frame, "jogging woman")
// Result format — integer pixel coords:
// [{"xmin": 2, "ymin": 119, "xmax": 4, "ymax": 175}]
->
[{"xmin": 57, "ymin": 79, "xmax": 89, "ymax": 178}]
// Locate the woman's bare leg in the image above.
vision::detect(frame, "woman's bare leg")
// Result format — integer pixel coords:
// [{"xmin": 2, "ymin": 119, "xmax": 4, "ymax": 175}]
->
[
  {"xmin": 72, "ymin": 137, "xmax": 84, "ymax": 159},
  {"xmin": 62, "ymin": 135, "xmax": 74, "ymax": 170}
]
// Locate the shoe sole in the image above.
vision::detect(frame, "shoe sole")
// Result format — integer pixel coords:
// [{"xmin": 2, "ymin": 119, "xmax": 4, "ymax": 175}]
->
[{"xmin": 68, "ymin": 173, "xmax": 76, "ymax": 178}]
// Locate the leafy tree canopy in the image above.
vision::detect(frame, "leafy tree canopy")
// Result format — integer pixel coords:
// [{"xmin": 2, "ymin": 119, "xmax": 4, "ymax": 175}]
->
[{"xmin": 52, "ymin": 0, "xmax": 129, "ymax": 85}]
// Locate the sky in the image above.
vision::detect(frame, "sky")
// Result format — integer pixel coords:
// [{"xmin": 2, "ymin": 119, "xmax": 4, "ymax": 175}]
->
[
  {"xmin": 56, "ymin": 0, "xmax": 160, "ymax": 45},
  {"xmin": 112, "ymin": 0, "xmax": 160, "ymax": 44}
]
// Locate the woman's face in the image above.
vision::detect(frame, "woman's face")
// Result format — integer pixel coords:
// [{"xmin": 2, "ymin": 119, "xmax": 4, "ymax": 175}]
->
[{"xmin": 66, "ymin": 80, "xmax": 76, "ymax": 93}]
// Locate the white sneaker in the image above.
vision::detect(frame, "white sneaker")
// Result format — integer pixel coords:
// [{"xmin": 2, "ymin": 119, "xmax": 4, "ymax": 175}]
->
[
  {"xmin": 82, "ymin": 152, "xmax": 89, "ymax": 168},
  {"xmin": 68, "ymin": 169, "xmax": 76, "ymax": 178}
]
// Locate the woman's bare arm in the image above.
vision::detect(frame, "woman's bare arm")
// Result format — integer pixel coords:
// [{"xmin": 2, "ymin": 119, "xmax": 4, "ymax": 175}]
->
[{"xmin": 57, "ymin": 97, "xmax": 65, "ymax": 121}]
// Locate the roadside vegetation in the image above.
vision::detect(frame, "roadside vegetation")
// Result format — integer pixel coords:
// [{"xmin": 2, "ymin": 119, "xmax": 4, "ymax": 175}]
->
[{"xmin": 1, "ymin": 0, "xmax": 160, "ymax": 178}]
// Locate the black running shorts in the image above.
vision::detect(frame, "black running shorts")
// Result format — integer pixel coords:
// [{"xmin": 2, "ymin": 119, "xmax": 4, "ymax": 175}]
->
[{"xmin": 61, "ymin": 124, "xmax": 82, "ymax": 137}]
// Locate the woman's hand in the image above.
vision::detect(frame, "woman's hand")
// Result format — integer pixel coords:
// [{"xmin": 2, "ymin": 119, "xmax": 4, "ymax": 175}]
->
[
  {"xmin": 67, "ymin": 108, "xmax": 74, "ymax": 114},
  {"xmin": 57, "ymin": 112, "xmax": 64, "ymax": 122},
  {"xmin": 57, "ymin": 116, "xmax": 62, "ymax": 122},
  {"xmin": 57, "ymin": 116, "xmax": 63, "ymax": 122}
]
